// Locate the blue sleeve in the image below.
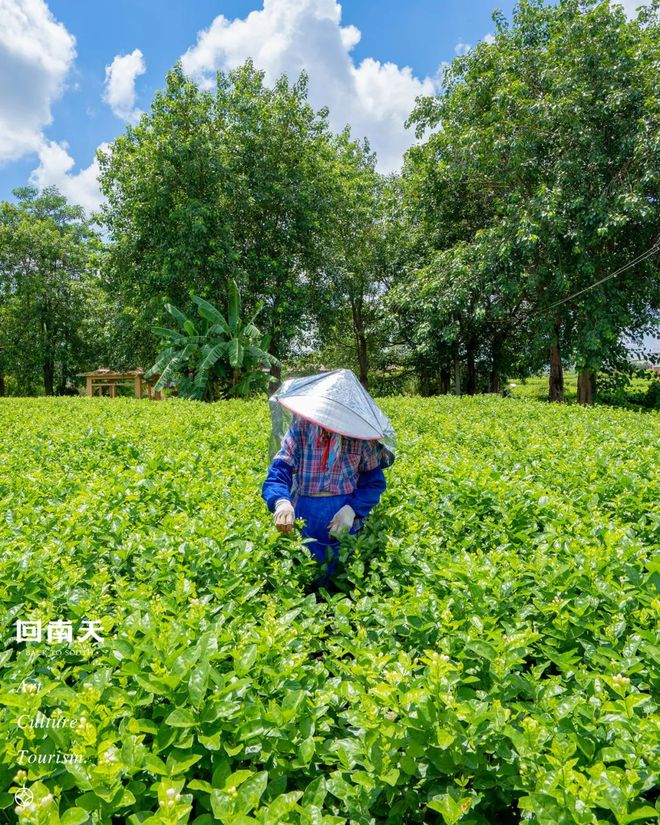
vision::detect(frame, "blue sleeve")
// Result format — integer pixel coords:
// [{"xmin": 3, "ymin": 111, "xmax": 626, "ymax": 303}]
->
[
  {"xmin": 346, "ymin": 466, "xmax": 387, "ymax": 519},
  {"xmin": 262, "ymin": 458, "xmax": 295, "ymax": 512}
]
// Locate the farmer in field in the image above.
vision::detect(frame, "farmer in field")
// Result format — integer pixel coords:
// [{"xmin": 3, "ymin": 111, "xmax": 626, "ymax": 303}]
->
[{"xmin": 262, "ymin": 369, "xmax": 395, "ymax": 584}]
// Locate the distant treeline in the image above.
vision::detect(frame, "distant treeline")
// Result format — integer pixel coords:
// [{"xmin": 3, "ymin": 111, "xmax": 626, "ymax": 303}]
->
[{"xmin": 1, "ymin": 0, "xmax": 658, "ymax": 403}]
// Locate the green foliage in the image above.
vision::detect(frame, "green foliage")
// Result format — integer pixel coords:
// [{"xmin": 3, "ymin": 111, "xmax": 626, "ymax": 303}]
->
[
  {"xmin": 4, "ymin": 7, "xmax": 657, "ymax": 401},
  {"xmin": 310, "ymin": 137, "xmax": 403, "ymax": 390},
  {"xmin": 0, "ymin": 395, "xmax": 657, "ymax": 823},
  {"xmin": 508, "ymin": 371, "xmax": 660, "ymax": 410},
  {"xmin": 596, "ymin": 370, "xmax": 660, "ymax": 411},
  {"xmin": 146, "ymin": 283, "xmax": 279, "ymax": 400},
  {"xmin": 0, "ymin": 187, "xmax": 104, "ymax": 396},
  {"xmin": 400, "ymin": 0, "xmax": 660, "ymax": 397},
  {"xmin": 97, "ymin": 60, "xmax": 347, "ymax": 370}
]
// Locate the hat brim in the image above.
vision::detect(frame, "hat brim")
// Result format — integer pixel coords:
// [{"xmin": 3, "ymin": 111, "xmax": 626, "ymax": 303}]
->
[{"xmin": 277, "ymin": 396, "xmax": 384, "ymax": 440}]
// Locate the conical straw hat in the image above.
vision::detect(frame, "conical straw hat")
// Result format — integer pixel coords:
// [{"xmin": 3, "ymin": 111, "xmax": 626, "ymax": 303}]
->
[{"xmin": 269, "ymin": 368, "xmax": 395, "ymax": 467}]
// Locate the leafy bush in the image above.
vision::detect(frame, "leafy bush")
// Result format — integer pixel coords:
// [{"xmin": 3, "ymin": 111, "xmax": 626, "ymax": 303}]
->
[
  {"xmin": 0, "ymin": 396, "xmax": 657, "ymax": 824},
  {"xmin": 146, "ymin": 282, "xmax": 278, "ymax": 401},
  {"xmin": 586, "ymin": 370, "xmax": 659, "ymax": 411}
]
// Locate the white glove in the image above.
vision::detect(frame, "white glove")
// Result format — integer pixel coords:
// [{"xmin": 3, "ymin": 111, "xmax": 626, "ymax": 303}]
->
[
  {"xmin": 328, "ymin": 504, "xmax": 356, "ymax": 536},
  {"xmin": 273, "ymin": 498, "xmax": 295, "ymax": 534}
]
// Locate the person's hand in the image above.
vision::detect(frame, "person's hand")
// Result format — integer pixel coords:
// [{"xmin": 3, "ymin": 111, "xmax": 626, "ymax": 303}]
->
[
  {"xmin": 328, "ymin": 504, "xmax": 355, "ymax": 536},
  {"xmin": 274, "ymin": 499, "xmax": 295, "ymax": 534}
]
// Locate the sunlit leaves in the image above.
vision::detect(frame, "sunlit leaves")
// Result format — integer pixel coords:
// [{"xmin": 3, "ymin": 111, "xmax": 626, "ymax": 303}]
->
[{"xmin": 0, "ymin": 394, "xmax": 657, "ymax": 823}]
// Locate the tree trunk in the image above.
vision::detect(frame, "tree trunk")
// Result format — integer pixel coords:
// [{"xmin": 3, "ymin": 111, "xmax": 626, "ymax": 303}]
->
[
  {"xmin": 56, "ymin": 371, "xmax": 67, "ymax": 396},
  {"xmin": 466, "ymin": 339, "xmax": 477, "ymax": 395},
  {"xmin": 489, "ymin": 334, "xmax": 504, "ymax": 393},
  {"xmin": 440, "ymin": 366, "xmax": 451, "ymax": 395},
  {"xmin": 453, "ymin": 353, "xmax": 461, "ymax": 396},
  {"xmin": 577, "ymin": 368, "xmax": 595, "ymax": 405},
  {"xmin": 43, "ymin": 358, "xmax": 55, "ymax": 396},
  {"xmin": 356, "ymin": 337, "xmax": 369, "ymax": 389},
  {"xmin": 419, "ymin": 359, "xmax": 442, "ymax": 396},
  {"xmin": 548, "ymin": 317, "xmax": 564, "ymax": 402},
  {"xmin": 41, "ymin": 308, "xmax": 55, "ymax": 396},
  {"xmin": 268, "ymin": 362, "xmax": 281, "ymax": 395},
  {"xmin": 351, "ymin": 299, "xmax": 369, "ymax": 390}
]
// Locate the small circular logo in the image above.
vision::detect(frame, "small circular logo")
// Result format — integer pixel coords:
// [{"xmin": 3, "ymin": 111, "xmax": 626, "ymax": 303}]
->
[{"xmin": 14, "ymin": 787, "xmax": 34, "ymax": 806}]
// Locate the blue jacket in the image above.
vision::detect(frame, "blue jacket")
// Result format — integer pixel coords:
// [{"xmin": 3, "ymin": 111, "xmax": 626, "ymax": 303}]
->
[{"xmin": 262, "ymin": 458, "xmax": 386, "ymax": 519}]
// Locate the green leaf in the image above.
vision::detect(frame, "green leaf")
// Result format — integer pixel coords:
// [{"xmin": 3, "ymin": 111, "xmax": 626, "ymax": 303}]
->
[
  {"xmin": 248, "ymin": 300, "xmax": 265, "ymax": 325},
  {"xmin": 243, "ymin": 323, "xmax": 261, "ymax": 339},
  {"xmin": 427, "ymin": 793, "xmax": 472, "ymax": 824},
  {"xmin": 436, "ymin": 730, "xmax": 455, "ymax": 749},
  {"xmin": 144, "ymin": 753, "xmax": 169, "ymax": 775},
  {"xmin": 166, "ymin": 750, "xmax": 203, "ymax": 775},
  {"xmin": 192, "ymin": 294, "xmax": 230, "ymax": 333},
  {"xmin": 623, "ymin": 807, "xmax": 659, "ymax": 824},
  {"xmin": 223, "ymin": 771, "xmax": 253, "ymax": 790},
  {"xmin": 234, "ymin": 643, "xmax": 258, "ymax": 675},
  {"xmin": 301, "ymin": 777, "xmax": 326, "ymax": 807},
  {"xmin": 228, "ymin": 280, "xmax": 240, "ymax": 331},
  {"xmin": 60, "ymin": 809, "xmax": 91, "ymax": 825},
  {"xmin": 264, "ymin": 791, "xmax": 303, "ymax": 823},
  {"xmin": 188, "ymin": 660, "xmax": 210, "ymax": 707},
  {"xmin": 210, "ymin": 789, "xmax": 234, "ymax": 822},
  {"xmin": 235, "ymin": 771, "xmax": 268, "ymax": 815},
  {"xmin": 228, "ymin": 339, "xmax": 244, "ymax": 368},
  {"xmin": 199, "ymin": 342, "xmax": 229, "ymax": 373},
  {"xmin": 166, "ymin": 302, "xmax": 189, "ymax": 329},
  {"xmin": 165, "ymin": 708, "xmax": 197, "ymax": 727},
  {"xmin": 297, "ymin": 736, "xmax": 315, "ymax": 764},
  {"xmin": 188, "ymin": 780, "xmax": 213, "ymax": 793}
]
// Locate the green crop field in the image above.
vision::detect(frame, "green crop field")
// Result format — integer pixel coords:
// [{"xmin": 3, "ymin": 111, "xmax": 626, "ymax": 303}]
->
[
  {"xmin": 0, "ymin": 397, "xmax": 658, "ymax": 825},
  {"xmin": 506, "ymin": 373, "xmax": 659, "ymax": 408}
]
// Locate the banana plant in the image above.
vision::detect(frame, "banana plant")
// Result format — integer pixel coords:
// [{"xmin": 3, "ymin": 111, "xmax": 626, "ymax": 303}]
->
[{"xmin": 146, "ymin": 281, "xmax": 279, "ymax": 401}]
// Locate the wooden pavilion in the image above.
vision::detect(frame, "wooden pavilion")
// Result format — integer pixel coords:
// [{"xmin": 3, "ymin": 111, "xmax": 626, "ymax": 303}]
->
[{"xmin": 77, "ymin": 368, "xmax": 161, "ymax": 399}]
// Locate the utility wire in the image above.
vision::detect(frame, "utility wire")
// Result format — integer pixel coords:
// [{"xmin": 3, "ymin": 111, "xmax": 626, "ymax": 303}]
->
[{"xmin": 525, "ymin": 240, "xmax": 660, "ymax": 319}]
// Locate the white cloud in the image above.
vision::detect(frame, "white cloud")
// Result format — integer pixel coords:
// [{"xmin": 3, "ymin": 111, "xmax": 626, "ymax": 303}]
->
[
  {"xmin": 29, "ymin": 140, "xmax": 108, "ymax": 213},
  {"xmin": 180, "ymin": 0, "xmax": 436, "ymax": 172},
  {"xmin": 340, "ymin": 23, "xmax": 360, "ymax": 51},
  {"xmin": 0, "ymin": 0, "xmax": 76, "ymax": 164},
  {"xmin": 453, "ymin": 41, "xmax": 471, "ymax": 56},
  {"xmin": 103, "ymin": 48, "xmax": 146, "ymax": 123}
]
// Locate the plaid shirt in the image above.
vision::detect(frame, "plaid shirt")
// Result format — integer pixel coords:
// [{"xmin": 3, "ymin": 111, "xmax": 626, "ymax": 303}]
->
[{"xmin": 274, "ymin": 415, "xmax": 383, "ymax": 496}]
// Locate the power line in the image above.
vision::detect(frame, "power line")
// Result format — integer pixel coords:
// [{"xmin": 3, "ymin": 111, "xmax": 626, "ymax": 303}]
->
[
  {"xmin": 527, "ymin": 240, "xmax": 660, "ymax": 319},
  {"xmin": 545, "ymin": 243, "xmax": 659, "ymax": 312}
]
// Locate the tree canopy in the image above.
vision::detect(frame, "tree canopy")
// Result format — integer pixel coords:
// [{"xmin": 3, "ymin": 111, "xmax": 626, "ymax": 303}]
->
[
  {"xmin": 400, "ymin": 0, "xmax": 659, "ymax": 401},
  {"xmin": 0, "ymin": 187, "xmax": 102, "ymax": 396},
  {"xmin": 97, "ymin": 60, "xmax": 366, "ymax": 376},
  {"xmin": 0, "ymin": 0, "xmax": 657, "ymax": 403}
]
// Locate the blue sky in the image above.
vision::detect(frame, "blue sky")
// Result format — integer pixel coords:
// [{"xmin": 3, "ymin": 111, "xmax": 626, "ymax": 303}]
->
[
  {"xmin": 0, "ymin": 0, "xmax": 647, "ymax": 209},
  {"xmin": 1, "ymin": 0, "xmax": 521, "ymax": 209}
]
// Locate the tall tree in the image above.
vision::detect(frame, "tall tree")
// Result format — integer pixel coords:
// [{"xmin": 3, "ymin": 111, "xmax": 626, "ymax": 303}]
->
[
  {"xmin": 403, "ymin": 0, "xmax": 660, "ymax": 401},
  {"xmin": 0, "ymin": 187, "xmax": 102, "ymax": 395},
  {"xmin": 98, "ymin": 60, "xmax": 342, "ymax": 377},
  {"xmin": 311, "ymin": 132, "xmax": 396, "ymax": 389},
  {"xmin": 218, "ymin": 64, "xmax": 341, "ymax": 384}
]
